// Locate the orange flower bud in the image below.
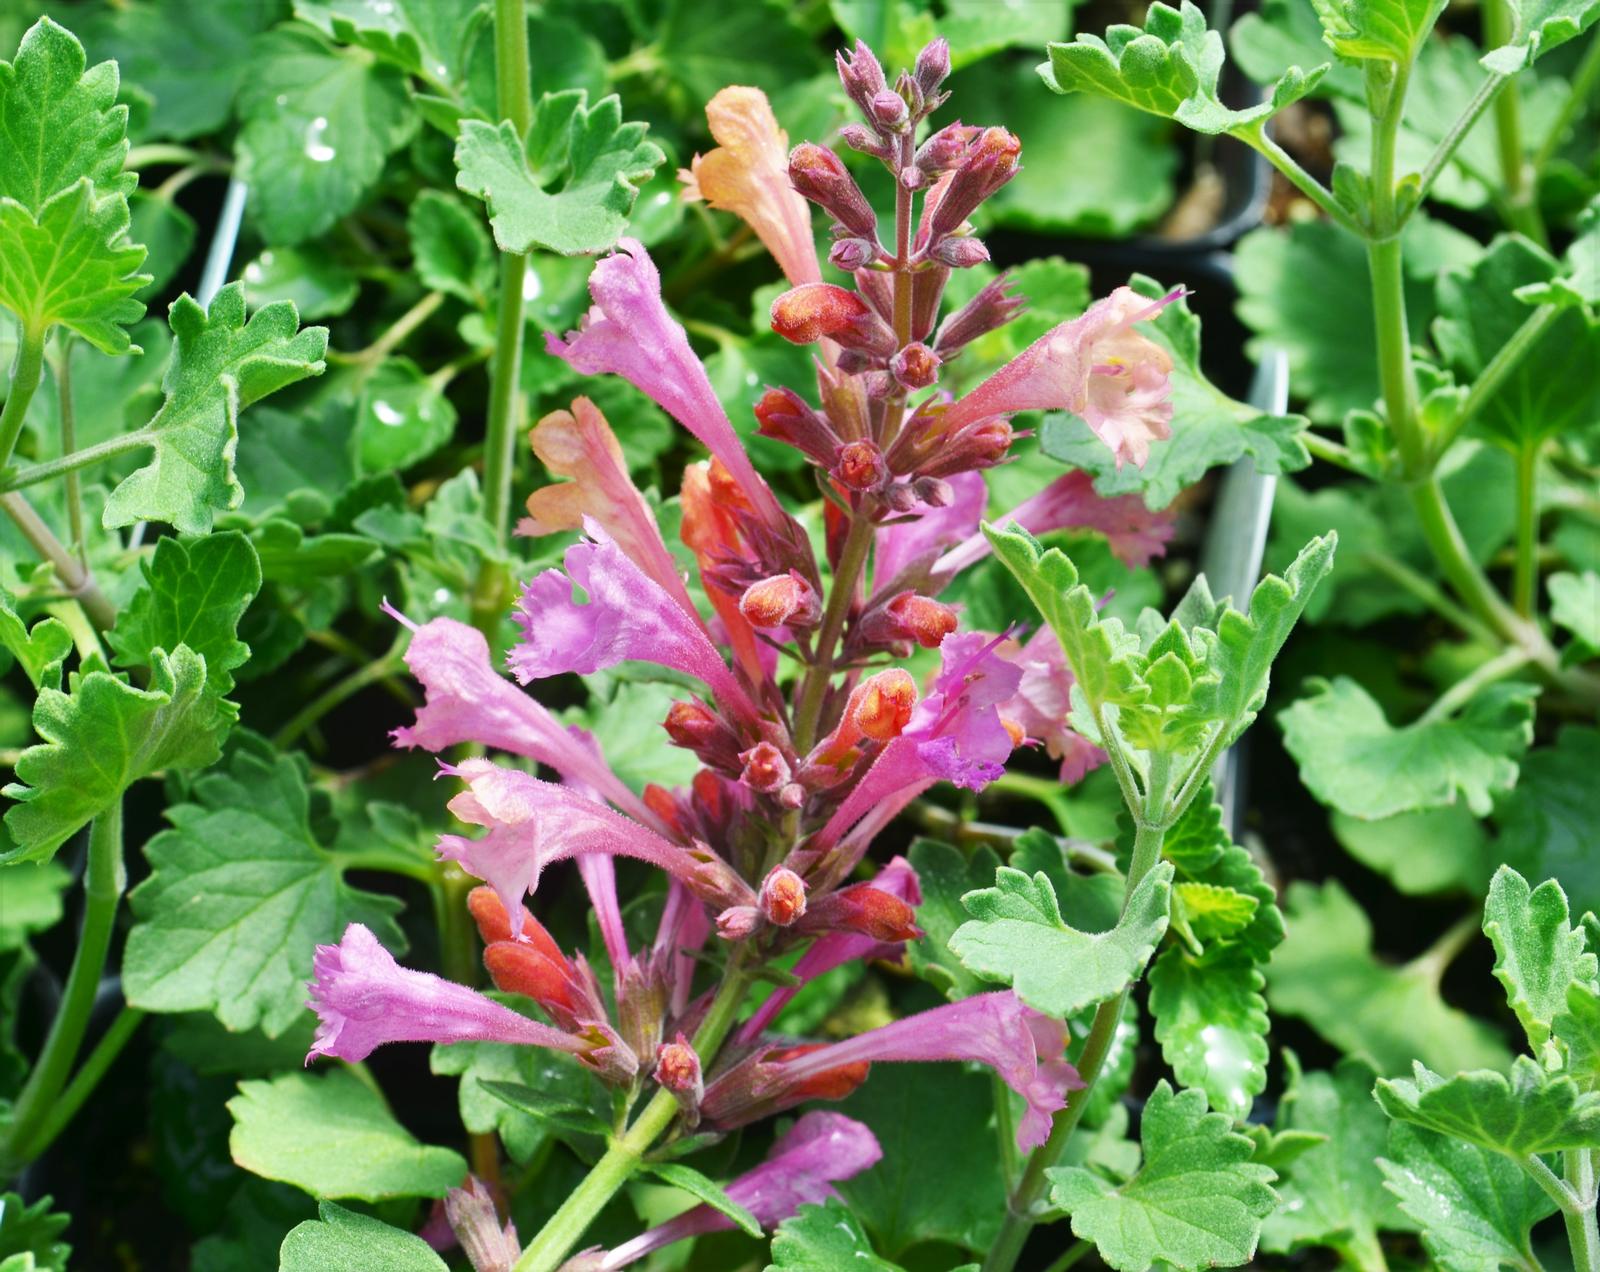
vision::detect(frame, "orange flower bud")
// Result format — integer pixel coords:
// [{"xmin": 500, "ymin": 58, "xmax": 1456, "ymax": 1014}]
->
[
  {"xmin": 760, "ymin": 867, "xmax": 808, "ymax": 927},
  {"xmin": 854, "ymin": 669, "xmax": 917, "ymax": 740},
  {"xmin": 739, "ymin": 571, "xmax": 822, "ymax": 629}
]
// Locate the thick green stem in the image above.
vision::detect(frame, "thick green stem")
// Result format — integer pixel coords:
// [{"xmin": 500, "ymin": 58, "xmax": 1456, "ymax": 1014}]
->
[
  {"xmin": 513, "ymin": 963, "xmax": 753, "ymax": 1271},
  {"xmin": 791, "ymin": 514, "xmax": 876, "ymax": 752},
  {"xmin": 1, "ymin": 802, "xmax": 124, "ymax": 1171},
  {"xmin": 0, "ymin": 324, "xmax": 47, "ymax": 471},
  {"xmin": 1513, "ymin": 441, "xmax": 1539, "ymax": 617},
  {"xmin": 1, "ymin": 430, "xmax": 154, "ymax": 494},
  {"xmin": 1410, "ymin": 476, "xmax": 1524, "ymax": 644},
  {"xmin": 53, "ymin": 339, "xmax": 84, "ymax": 562},
  {"xmin": 1484, "ymin": 0, "xmax": 1547, "ymax": 245},
  {"xmin": 1368, "ymin": 235, "xmax": 1423, "ymax": 474},
  {"xmin": 14, "ymin": 1005, "xmax": 144, "ymax": 1163},
  {"xmin": 1565, "ymin": 1149, "xmax": 1600, "ymax": 1272}
]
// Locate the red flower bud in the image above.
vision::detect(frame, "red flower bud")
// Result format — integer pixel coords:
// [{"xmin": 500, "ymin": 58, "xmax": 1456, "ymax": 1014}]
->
[
  {"xmin": 665, "ymin": 700, "xmax": 723, "ymax": 749},
  {"xmin": 916, "ymin": 122, "xmax": 978, "ymax": 175},
  {"xmin": 836, "ymin": 41, "xmax": 888, "ymax": 116},
  {"xmin": 854, "ymin": 669, "xmax": 917, "ymax": 740},
  {"xmin": 913, "ymin": 475, "xmax": 954, "ymax": 507},
  {"xmin": 716, "ymin": 904, "xmax": 760, "ymax": 940},
  {"xmin": 654, "ymin": 1033, "xmax": 704, "ymax": 1111},
  {"xmin": 740, "ymin": 571, "xmax": 822, "ymax": 629},
  {"xmin": 771, "ymin": 284, "xmax": 895, "ymax": 354},
  {"xmin": 929, "ymin": 127, "xmax": 1021, "ymax": 239},
  {"xmin": 829, "ymin": 237, "xmax": 878, "ymax": 272},
  {"xmin": 935, "ymin": 273, "xmax": 1026, "ymax": 357},
  {"xmin": 739, "ymin": 741, "xmax": 793, "ymax": 793},
  {"xmin": 833, "ymin": 439, "xmax": 887, "ymax": 492},
  {"xmin": 483, "ymin": 942, "xmax": 581, "ymax": 1016},
  {"xmin": 765, "ymin": 1044, "xmax": 871, "ymax": 1101},
  {"xmin": 838, "ymin": 122, "xmax": 890, "ymax": 160},
  {"xmin": 890, "ymin": 341, "xmax": 941, "ymax": 389},
  {"xmin": 797, "ymin": 882, "xmax": 922, "ymax": 943},
  {"xmin": 861, "ymin": 590, "xmax": 959, "ymax": 650},
  {"xmin": 789, "ymin": 143, "xmax": 878, "ymax": 240},
  {"xmin": 468, "ymin": 887, "xmax": 567, "ymax": 968},
  {"xmin": 760, "ymin": 867, "xmax": 808, "ymax": 927}
]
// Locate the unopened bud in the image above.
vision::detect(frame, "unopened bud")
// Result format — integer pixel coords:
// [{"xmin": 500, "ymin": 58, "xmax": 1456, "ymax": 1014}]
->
[
  {"xmin": 753, "ymin": 386, "xmax": 840, "ymax": 466},
  {"xmin": 716, "ymin": 905, "xmax": 760, "ymax": 941},
  {"xmin": 778, "ymin": 782, "xmax": 805, "ymax": 809},
  {"xmin": 853, "ymin": 669, "xmax": 917, "ymax": 740},
  {"xmin": 483, "ymin": 942, "xmax": 580, "ymax": 1019},
  {"xmin": 739, "ymin": 741, "xmax": 793, "ymax": 793},
  {"xmin": 654, "ymin": 1033, "xmax": 704, "ymax": 1126},
  {"xmin": 899, "ymin": 165, "xmax": 928, "ymax": 190},
  {"xmin": 760, "ymin": 867, "xmax": 808, "ymax": 927},
  {"xmin": 798, "ymin": 881, "xmax": 922, "ymax": 942},
  {"xmin": 870, "ymin": 89, "xmax": 909, "ymax": 131},
  {"xmin": 884, "ymin": 481, "xmax": 918, "ymax": 512},
  {"xmin": 771, "ymin": 283, "xmax": 895, "ymax": 355},
  {"xmin": 929, "ymin": 127, "xmax": 1021, "ymax": 239},
  {"xmin": 833, "ymin": 439, "xmax": 887, "ymax": 492},
  {"xmin": 914, "ymin": 38, "xmax": 952, "ymax": 98},
  {"xmin": 664, "ymin": 699, "xmax": 723, "ymax": 749},
  {"xmin": 913, "ymin": 475, "xmax": 955, "ymax": 507},
  {"xmin": 837, "ymin": 41, "xmax": 888, "ymax": 115},
  {"xmin": 829, "ymin": 236, "xmax": 878, "ymax": 272},
  {"xmin": 838, "ymin": 122, "xmax": 890, "ymax": 159},
  {"xmin": 862, "ymin": 591, "xmax": 959, "ymax": 650},
  {"xmin": 789, "ymin": 143, "xmax": 878, "ymax": 239},
  {"xmin": 935, "ymin": 274, "xmax": 1026, "ymax": 357},
  {"xmin": 916, "ymin": 122, "xmax": 976, "ymax": 174},
  {"xmin": 890, "ymin": 341, "xmax": 941, "ymax": 389},
  {"xmin": 932, "ymin": 234, "xmax": 991, "ymax": 268},
  {"xmin": 766, "ymin": 1044, "xmax": 870, "ymax": 1100},
  {"xmin": 740, "ymin": 571, "xmax": 821, "ymax": 629},
  {"xmin": 445, "ymin": 1177, "xmax": 520, "ymax": 1272}
]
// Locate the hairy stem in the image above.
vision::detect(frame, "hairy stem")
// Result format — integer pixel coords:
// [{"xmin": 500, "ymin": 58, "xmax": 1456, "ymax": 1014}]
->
[
  {"xmin": 0, "ymin": 324, "xmax": 47, "ymax": 471},
  {"xmin": 1432, "ymin": 304, "xmax": 1560, "ymax": 461},
  {"xmin": 791, "ymin": 514, "xmax": 876, "ymax": 752},
  {"xmin": 0, "ymin": 430, "xmax": 154, "ymax": 494},
  {"xmin": 1483, "ymin": 0, "xmax": 1547, "ymax": 245},
  {"xmin": 1565, "ymin": 1149, "xmax": 1600, "ymax": 1272},
  {"xmin": 1416, "ymin": 646, "xmax": 1532, "ymax": 727},
  {"xmin": 0, "ymin": 492, "xmax": 116, "ymax": 631},
  {"xmin": 0, "ymin": 802, "xmax": 125, "ymax": 1171},
  {"xmin": 513, "ymin": 961, "xmax": 753, "ymax": 1271},
  {"xmin": 1411, "ymin": 70, "xmax": 1510, "ymax": 214},
  {"xmin": 1243, "ymin": 129, "xmax": 1364, "ymax": 234},
  {"xmin": 53, "ymin": 339, "xmax": 85, "ymax": 563}
]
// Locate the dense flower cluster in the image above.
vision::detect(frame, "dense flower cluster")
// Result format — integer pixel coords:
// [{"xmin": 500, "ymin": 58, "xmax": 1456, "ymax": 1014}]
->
[{"xmin": 307, "ymin": 35, "xmax": 1177, "ymax": 1265}]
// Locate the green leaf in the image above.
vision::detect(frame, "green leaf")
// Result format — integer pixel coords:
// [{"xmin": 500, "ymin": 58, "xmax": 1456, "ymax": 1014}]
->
[
  {"xmin": 1281, "ymin": 676, "xmax": 1537, "ymax": 819},
  {"xmin": 1261, "ymin": 1055, "xmax": 1412, "ymax": 1263},
  {"xmin": 1554, "ymin": 979, "xmax": 1600, "ymax": 1090},
  {"xmin": 3, "ymin": 645, "xmax": 230, "ymax": 864},
  {"xmin": 235, "ymin": 29, "xmax": 416, "ymax": 246},
  {"xmin": 1377, "ymin": 1056, "xmax": 1600, "ymax": 1155},
  {"xmin": 1497, "ymin": 726, "xmax": 1600, "ymax": 918},
  {"xmin": 0, "ymin": 18, "xmax": 133, "ymax": 214},
  {"xmin": 431, "ymin": 1033, "xmax": 603, "ymax": 1163},
  {"xmin": 0, "ymin": 861, "xmax": 70, "ymax": 951},
  {"xmin": 1550, "ymin": 571, "xmax": 1600, "ymax": 654},
  {"xmin": 0, "ymin": 1192, "xmax": 69, "ymax": 1272},
  {"xmin": 356, "ymin": 356, "xmax": 458, "ymax": 473},
  {"xmin": 407, "ymin": 190, "xmax": 493, "ymax": 306},
  {"xmin": 767, "ymin": 1200, "xmax": 904, "ymax": 1272},
  {"xmin": 1176, "ymin": 840, "xmax": 1284, "ymax": 961},
  {"xmin": 0, "ymin": 180, "xmax": 149, "ymax": 352},
  {"xmin": 1012, "ymin": 828, "xmax": 1125, "ymax": 932},
  {"xmin": 294, "ymin": 0, "xmax": 477, "ymax": 84},
  {"xmin": 249, "ymin": 520, "xmax": 379, "ymax": 589},
  {"xmin": 1041, "ymin": 0, "xmax": 1325, "ymax": 140},
  {"xmin": 1265, "ymin": 880, "xmax": 1512, "ymax": 1074},
  {"xmin": 1332, "ymin": 804, "xmax": 1493, "ymax": 895},
  {"xmin": 123, "ymin": 744, "xmax": 404, "ymax": 1036},
  {"xmin": 1483, "ymin": 865, "xmax": 1597, "ymax": 1058},
  {"xmin": 1316, "ymin": 0, "xmax": 1448, "ymax": 63},
  {"xmin": 1379, "ymin": 1121, "xmax": 1556, "ymax": 1272},
  {"xmin": 476, "ymin": 1079, "xmax": 610, "ymax": 1141},
  {"xmin": 233, "ymin": 402, "xmax": 358, "ymax": 524},
  {"xmin": 950, "ymin": 862, "xmax": 1173, "ymax": 1018},
  {"xmin": 1048, "ymin": 1081, "xmax": 1278, "ymax": 1272},
  {"xmin": 230, "ymin": 1070, "xmax": 466, "ymax": 1201},
  {"xmin": 1519, "ymin": 199, "xmax": 1600, "ymax": 310},
  {"xmin": 1433, "ymin": 235, "xmax": 1600, "ymax": 448},
  {"xmin": 278, "ymin": 1201, "xmax": 448, "ymax": 1272},
  {"xmin": 240, "ymin": 247, "xmax": 360, "ymax": 322},
  {"xmin": 104, "ymin": 283, "xmax": 329, "ymax": 534},
  {"xmin": 0, "ymin": 588, "xmax": 70, "ymax": 690},
  {"xmin": 1148, "ymin": 943, "xmax": 1267, "ymax": 1118},
  {"xmin": 1040, "ymin": 280, "xmax": 1311, "ymax": 509},
  {"xmin": 108, "ymin": 531, "xmax": 261, "ymax": 696},
  {"xmin": 655, "ymin": 0, "xmax": 819, "ymax": 103},
  {"xmin": 835, "ymin": 1062, "xmax": 1005, "ymax": 1256},
  {"xmin": 644, "ymin": 1163, "xmax": 762, "ymax": 1238},
  {"xmin": 1481, "ymin": 0, "xmax": 1600, "ymax": 70},
  {"xmin": 454, "ymin": 89, "xmax": 662, "ymax": 256},
  {"xmin": 906, "ymin": 839, "xmax": 1002, "ymax": 1000},
  {"xmin": 129, "ymin": 190, "xmax": 195, "ymax": 297}
]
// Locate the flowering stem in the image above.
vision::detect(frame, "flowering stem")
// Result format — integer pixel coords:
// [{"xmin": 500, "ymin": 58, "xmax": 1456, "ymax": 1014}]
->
[
  {"xmin": 791, "ymin": 513, "xmax": 876, "ymax": 752},
  {"xmin": 0, "ymin": 801, "xmax": 125, "ymax": 1173},
  {"xmin": 513, "ymin": 959, "xmax": 754, "ymax": 1271},
  {"xmin": 0, "ymin": 322, "xmax": 46, "ymax": 472}
]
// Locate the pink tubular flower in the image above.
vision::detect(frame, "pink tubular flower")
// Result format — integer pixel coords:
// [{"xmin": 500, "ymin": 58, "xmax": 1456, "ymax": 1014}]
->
[
  {"xmin": 934, "ymin": 470, "xmax": 1175, "ymax": 578},
  {"xmin": 580, "ymin": 1113, "xmax": 881, "ymax": 1269},
  {"xmin": 438, "ymin": 759, "xmax": 756, "ymax": 937},
  {"xmin": 385, "ymin": 610, "xmax": 664, "ymax": 832},
  {"xmin": 307, "ymin": 923, "xmax": 621, "ymax": 1069},
  {"xmin": 740, "ymin": 856, "xmax": 921, "ymax": 1042},
  {"xmin": 509, "ymin": 522, "xmax": 759, "ymax": 723},
  {"xmin": 518, "ymin": 397, "xmax": 704, "ymax": 628},
  {"xmin": 714, "ymin": 992, "xmax": 1077, "ymax": 1150},
  {"xmin": 939, "ymin": 286, "xmax": 1182, "ymax": 468},
  {"xmin": 1002, "ymin": 626, "xmax": 1106, "ymax": 784},
  {"xmin": 681, "ymin": 87, "xmax": 820, "ymax": 288},
  {"xmin": 545, "ymin": 239, "xmax": 788, "ymax": 531},
  {"xmin": 874, "ymin": 469, "xmax": 987, "ymax": 589}
]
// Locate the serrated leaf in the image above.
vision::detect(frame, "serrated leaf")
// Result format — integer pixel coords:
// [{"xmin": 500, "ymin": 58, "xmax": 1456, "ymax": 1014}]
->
[
  {"xmin": 1040, "ymin": 0, "xmax": 1325, "ymax": 139},
  {"xmin": 1316, "ymin": 0, "xmax": 1448, "ymax": 63},
  {"xmin": 431, "ymin": 1033, "xmax": 603, "ymax": 1164},
  {"xmin": 1040, "ymin": 279, "xmax": 1311, "ymax": 510},
  {"xmin": 1261, "ymin": 1055, "xmax": 1412, "ymax": 1262},
  {"xmin": 1481, "ymin": 0, "xmax": 1600, "ymax": 70},
  {"xmin": 1380, "ymin": 1121, "xmax": 1556, "ymax": 1272},
  {"xmin": 0, "ymin": 861, "xmax": 70, "ymax": 951},
  {"xmin": 278, "ymin": 1201, "xmax": 447, "ymax": 1272},
  {"xmin": 104, "ymin": 283, "xmax": 329, "ymax": 534},
  {"xmin": 122, "ymin": 744, "xmax": 404, "ymax": 1036},
  {"xmin": 1519, "ymin": 200, "xmax": 1600, "ymax": 310},
  {"xmin": 1550, "ymin": 571, "xmax": 1600, "ymax": 654},
  {"xmin": 1266, "ymin": 879, "xmax": 1512, "ymax": 1074},
  {"xmin": 0, "ymin": 179, "xmax": 148, "ymax": 352},
  {"xmin": 0, "ymin": 17, "xmax": 133, "ymax": 213},
  {"xmin": 0, "ymin": 1191, "xmax": 69, "ymax": 1272},
  {"xmin": 235, "ymin": 29, "xmax": 416, "ymax": 246},
  {"xmin": 1483, "ymin": 866, "xmax": 1597, "ymax": 1059},
  {"xmin": 407, "ymin": 189, "xmax": 492, "ymax": 305},
  {"xmin": 1377, "ymin": 1056, "xmax": 1600, "ymax": 1155},
  {"xmin": 767, "ymin": 1200, "xmax": 905, "ymax": 1271},
  {"xmin": 230, "ymin": 1070, "xmax": 466, "ymax": 1201},
  {"xmin": 1011, "ymin": 828, "xmax": 1124, "ymax": 932},
  {"xmin": 3, "ymin": 645, "xmax": 230, "ymax": 863},
  {"xmin": 1048, "ymin": 1081, "xmax": 1278, "ymax": 1272},
  {"xmin": 1159, "ymin": 789, "xmax": 1228, "ymax": 872},
  {"xmin": 1281, "ymin": 675, "xmax": 1537, "ymax": 819},
  {"xmin": 0, "ymin": 587, "xmax": 70, "ymax": 690},
  {"xmin": 1148, "ymin": 943, "xmax": 1268, "ymax": 1118},
  {"xmin": 950, "ymin": 862, "xmax": 1172, "ymax": 1018},
  {"xmin": 1171, "ymin": 882, "xmax": 1258, "ymax": 940},
  {"xmin": 249, "ymin": 520, "xmax": 378, "ymax": 589},
  {"xmin": 1555, "ymin": 979, "xmax": 1600, "ymax": 1090},
  {"xmin": 1181, "ymin": 841, "xmax": 1284, "ymax": 960},
  {"xmin": 294, "ymin": 0, "xmax": 477, "ymax": 84},
  {"xmin": 981, "ymin": 523, "xmax": 1147, "ymax": 715},
  {"xmin": 645, "ymin": 1162, "xmax": 763, "ymax": 1238},
  {"xmin": 906, "ymin": 839, "xmax": 1003, "ymax": 1000},
  {"xmin": 108, "ymin": 531, "xmax": 261, "ymax": 695},
  {"xmin": 455, "ymin": 89, "xmax": 662, "ymax": 256}
]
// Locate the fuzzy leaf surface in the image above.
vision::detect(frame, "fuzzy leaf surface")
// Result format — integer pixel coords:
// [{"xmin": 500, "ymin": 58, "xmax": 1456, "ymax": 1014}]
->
[
  {"xmin": 0, "ymin": 588, "xmax": 70, "ymax": 690},
  {"xmin": 1148, "ymin": 943, "xmax": 1268, "ymax": 1118},
  {"xmin": 278, "ymin": 1202, "xmax": 447, "ymax": 1272},
  {"xmin": 1316, "ymin": 0, "xmax": 1448, "ymax": 62},
  {"xmin": 1483, "ymin": 866, "xmax": 1597, "ymax": 1057},
  {"xmin": 1376, "ymin": 1056, "xmax": 1600, "ymax": 1155},
  {"xmin": 1480, "ymin": 0, "xmax": 1600, "ymax": 70},
  {"xmin": 767, "ymin": 1200, "xmax": 905, "ymax": 1271}
]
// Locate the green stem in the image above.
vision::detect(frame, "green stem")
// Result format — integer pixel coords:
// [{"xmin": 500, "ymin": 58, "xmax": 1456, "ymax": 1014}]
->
[
  {"xmin": 1484, "ymin": 0, "xmax": 1547, "ymax": 245},
  {"xmin": 512, "ymin": 962, "xmax": 753, "ymax": 1271},
  {"xmin": 1040, "ymin": 1241, "xmax": 1091, "ymax": 1272},
  {"xmin": 1358, "ymin": 550, "xmax": 1500, "ymax": 647},
  {"xmin": 14, "ymin": 1006, "xmax": 144, "ymax": 1163},
  {"xmin": 1524, "ymin": 1152, "xmax": 1581, "ymax": 1211},
  {"xmin": 1410, "ymin": 476, "xmax": 1524, "ymax": 644},
  {"xmin": 1565, "ymin": 1149, "xmax": 1600, "ymax": 1272},
  {"xmin": 0, "ymin": 324, "xmax": 47, "ymax": 471},
  {"xmin": 0, "ymin": 492, "xmax": 115, "ymax": 631},
  {"xmin": 1532, "ymin": 27, "xmax": 1600, "ymax": 174},
  {"xmin": 1243, "ymin": 130, "xmax": 1365, "ymax": 235},
  {"xmin": 1368, "ymin": 234, "xmax": 1423, "ymax": 475},
  {"xmin": 0, "ymin": 802, "xmax": 124, "ymax": 1171},
  {"xmin": 993, "ymin": 1071, "xmax": 1020, "ymax": 1186},
  {"xmin": 124, "ymin": 143, "xmax": 206, "ymax": 169},
  {"xmin": 1302, "ymin": 431, "xmax": 1365, "ymax": 475},
  {"xmin": 1432, "ymin": 304, "xmax": 1560, "ymax": 461},
  {"xmin": 1411, "ymin": 70, "xmax": 1510, "ymax": 214},
  {"xmin": 52, "ymin": 338, "xmax": 85, "ymax": 563},
  {"xmin": 1417, "ymin": 646, "xmax": 1532, "ymax": 727},
  {"xmin": 1514, "ymin": 441, "xmax": 1540, "ymax": 617},
  {"xmin": 791, "ymin": 514, "xmax": 876, "ymax": 752},
  {"xmin": 0, "ymin": 430, "xmax": 154, "ymax": 494},
  {"xmin": 333, "ymin": 290, "xmax": 446, "ymax": 368},
  {"xmin": 273, "ymin": 653, "xmax": 405, "ymax": 746}
]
